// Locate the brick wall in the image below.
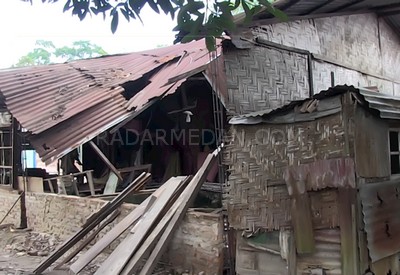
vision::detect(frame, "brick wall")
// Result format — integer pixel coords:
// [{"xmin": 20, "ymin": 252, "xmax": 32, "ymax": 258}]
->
[{"xmin": 0, "ymin": 187, "xmax": 224, "ymax": 274}]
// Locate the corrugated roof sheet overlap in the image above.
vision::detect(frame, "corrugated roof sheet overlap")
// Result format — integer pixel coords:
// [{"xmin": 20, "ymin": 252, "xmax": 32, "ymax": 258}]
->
[{"xmin": 0, "ymin": 39, "xmax": 224, "ymax": 163}]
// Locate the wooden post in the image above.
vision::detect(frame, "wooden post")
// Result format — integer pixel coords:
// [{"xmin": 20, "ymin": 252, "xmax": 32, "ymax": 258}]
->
[
  {"xmin": 338, "ymin": 188, "xmax": 358, "ymax": 275},
  {"xmin": 286, "ymin": 172, "xmax": 315, "ymax": 254},
  {"xmin": 88, "ymin": 141, "xmax": 123, "ymax": 181},
  {"xmin": 86, "ymin": 171, "xmax": 95, "ymax": 196}
]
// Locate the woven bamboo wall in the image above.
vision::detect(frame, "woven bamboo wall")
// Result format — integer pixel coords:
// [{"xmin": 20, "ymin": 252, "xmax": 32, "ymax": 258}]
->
[
  {"xmin": 254, "ymin": 14, "xmax": 399, "ymax": 80},
  {"xmin": 224, "ymin": 46, "xmax": 310, "ymax": 115},
  {"xmin": 223, "ymin": 113, "xmax": 347, "ymax": 230},
  {"xmin": 253, "ymin": 19, "xmax": 322, "ymax": 54}
]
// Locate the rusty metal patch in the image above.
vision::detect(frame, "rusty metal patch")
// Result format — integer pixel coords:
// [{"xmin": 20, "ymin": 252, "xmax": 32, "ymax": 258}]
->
[
  {"xmin": 284, "ymin": 158, "xmax": 356, "ymax": 191},
  {"xmin": 360, "ymin": 178, "xmax": 400, "ymax": 262}
]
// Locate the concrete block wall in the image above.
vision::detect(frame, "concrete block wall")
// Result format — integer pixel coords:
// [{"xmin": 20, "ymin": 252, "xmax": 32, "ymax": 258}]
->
[{"xmin": 0, "ymin": 187, "xmax": 224, "ymax": 274}]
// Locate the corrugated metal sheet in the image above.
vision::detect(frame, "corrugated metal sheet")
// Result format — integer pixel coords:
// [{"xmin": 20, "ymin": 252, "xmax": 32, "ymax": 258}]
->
[
  {"xmin": 297, "ymin": 229, "xmax": 342, "ymax": 275},
  {"xmin": 229, "ymin": 85, "xmax": 400, "ymax": 124},
  {"xmin": 0, "ymin": 39, "xmax": 225, "ymax": 163},
  {"xmin": 360, "ymin": 178, "xmax": 400, "ymax": 263}
]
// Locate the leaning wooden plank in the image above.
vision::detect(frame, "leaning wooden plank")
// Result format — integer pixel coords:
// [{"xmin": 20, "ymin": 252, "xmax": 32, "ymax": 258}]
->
[
  {"xmin": 136, "ymin": 147, "xmax": 221, "ymax": 275},
  {"xmin": 103, "ymin": 172, "xmax": 119, "ymax": 194},
  {"xmin": 55, "ymin": 210, "xmax": 120, "ymax": 269},
  {"xmin": 84, "ymin": 172, "xmax": 148, "ymax": 226},
  {"xmin": 69, "ymin": 194, "xmax": 157, "ymax": 274},
  {"xmin": 118, "ymin": 176, "xmax": 193, "ymax": 274},
  {"xmin": 94, "ymin": 177, "xmax": 184, "ymax": 275},
  {"xmin": 33, "ymin": 173, "xmax": 150, "ymax": 274},
  {"xmin": 89, "ymin": 141, "xmax": 123, "ymax": 181}
]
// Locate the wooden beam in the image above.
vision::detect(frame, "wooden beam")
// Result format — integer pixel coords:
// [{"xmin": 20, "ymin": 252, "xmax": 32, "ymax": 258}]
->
[
  {"xmin": 33, "ymin": 173, "xmax": 150, "ymax": 274},
  {"xmin": 69, "ymin": 190, "xmax": 161, "ymax": 274},
  {"xmin": 338, "ymin": 188, "xmax": 358, "ymax": 275},
  {"xmin": 55, "ymin": 210, "xmax": 120, "ymax": 268},
  {"xmin": 88, "ymin": 141, "xmax": 123, "ymax": 181},
  {"xmin": 285, "ymin": 171, "xmax": 315, "ymax": 254},
  {"xmin": 132, "ymin": 147, "xmax": 221, "ymax": 275},
  {"xmin": 93, "ymin": 177, "xmax": 185, "ymax": 275}
]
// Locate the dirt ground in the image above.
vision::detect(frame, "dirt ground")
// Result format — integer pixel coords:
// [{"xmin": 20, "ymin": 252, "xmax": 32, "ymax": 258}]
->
[
  {"xmin": 0, "ymin": 227, "xmax": 101, "ymax": 275},
  {"xmin": 0, "ymin": 226, "xmax": 174, "ymax": 275}
]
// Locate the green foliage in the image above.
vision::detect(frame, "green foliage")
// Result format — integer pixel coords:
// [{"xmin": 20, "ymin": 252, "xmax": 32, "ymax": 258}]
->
[
  {"xmin": 37, "ymin": 0, "xmax": 286, "ymax": 51},
  {"xmin": 15, "ymin": 40, "xmax": 107, "ymax": 67}
]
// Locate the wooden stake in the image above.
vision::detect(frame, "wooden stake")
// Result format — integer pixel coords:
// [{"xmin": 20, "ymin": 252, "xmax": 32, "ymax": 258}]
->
[{"xmin": 89, "ymin": 141, "xmax": 123, "ymax": 181}]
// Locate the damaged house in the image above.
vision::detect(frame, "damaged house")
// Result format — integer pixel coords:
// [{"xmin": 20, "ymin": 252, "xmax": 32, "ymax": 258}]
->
[
  {"xmin": 225, "ymin": 85, "xmax": 400, "ymax": 274},
  {"xmin": 0, "ymin": 0, "xmax": 400, "ymax": 274}
]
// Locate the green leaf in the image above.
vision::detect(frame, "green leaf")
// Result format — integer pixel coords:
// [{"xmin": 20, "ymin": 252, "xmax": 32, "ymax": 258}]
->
[
  {"xmin": 111, "ymin": 12, "xmax": 119, "ymax": 33},
  {"xmin": 241, "ymin": 0, "xmax": 252, "ymax": 24},
  {"xmin": 157, "ymin": 0, "xmax": 175, "ymax": 18},
  {"xmin": 147, "ymin": 0, "xmax": 160, "ymax": 13},
  {"xmin": 121, "ymin": 8, "xmax": 130, "ymax": 21},
  {"xmin": 63, "ymin": 0, "xmax": 72, "ymax": 12},
  {"xmin": 260, "ymin": 0, "xmax": 288, "ymax": 21},
  {"xmin": 205, "ymin": 36, "xmax": 216, "ymax": 52}
]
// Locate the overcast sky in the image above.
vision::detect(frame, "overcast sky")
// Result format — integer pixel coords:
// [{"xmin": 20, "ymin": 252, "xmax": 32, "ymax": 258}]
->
[{"xmin": 0, "ymin": 0, "xmax": 176, "ymax": 69}]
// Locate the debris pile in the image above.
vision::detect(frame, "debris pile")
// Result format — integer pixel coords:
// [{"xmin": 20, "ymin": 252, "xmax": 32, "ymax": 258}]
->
[
  {"xmin": 32, "ymin": 146, "xmax": 222, "ymax": 275},
  {"xmin": 5, "ymin": 232, "xmax": 61, "ymax": 257}
]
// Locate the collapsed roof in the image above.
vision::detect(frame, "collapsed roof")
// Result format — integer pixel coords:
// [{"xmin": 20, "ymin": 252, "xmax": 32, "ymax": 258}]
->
[{"xmin": 0, "ymin": 39, "xmax": 227, "ymax": 164}]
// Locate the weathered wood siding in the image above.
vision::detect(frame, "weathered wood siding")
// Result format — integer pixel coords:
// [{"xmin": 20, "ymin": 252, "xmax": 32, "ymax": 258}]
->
[{"xmin": 354, "ymin": 106, "xmax": 390, "ymax": 178}]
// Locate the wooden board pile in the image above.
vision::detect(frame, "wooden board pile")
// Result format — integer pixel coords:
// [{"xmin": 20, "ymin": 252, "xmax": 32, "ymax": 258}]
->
[{"xmin": 33, "ymin": 146, "xmax": 222, "ymax": 275}]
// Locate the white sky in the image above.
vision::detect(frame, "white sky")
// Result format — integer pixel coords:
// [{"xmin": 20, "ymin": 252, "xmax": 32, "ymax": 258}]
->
[{"xmin": 0, "ymin": 0, "xmax": 177, "ymax": 69}]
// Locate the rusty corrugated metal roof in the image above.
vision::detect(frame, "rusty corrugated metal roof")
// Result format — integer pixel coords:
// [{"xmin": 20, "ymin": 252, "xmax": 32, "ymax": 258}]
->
[
  {"xmin": 229, "ymin": 85, "xmax": 400, "ymax": 124},
  {"xmin": 0, "ymin": 39, "xmax": 225, "ymax": 163}
]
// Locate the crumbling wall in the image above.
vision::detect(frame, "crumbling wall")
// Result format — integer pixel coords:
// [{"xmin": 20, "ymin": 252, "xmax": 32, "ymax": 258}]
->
[{"xmin": 0, "ymin": 189, "xmax": 224, "ymax": 274}]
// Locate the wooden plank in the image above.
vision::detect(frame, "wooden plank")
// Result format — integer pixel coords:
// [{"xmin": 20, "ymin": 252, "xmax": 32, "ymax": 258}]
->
[
  {"xmin": 118, "ymin": 164, "xmax": 152, "ymax": 173},
  {"xmin": 135, "ymin": 148, "xmax": 221, "ymax": 275},
  {"xmin": 69, "ymin": 191, "xmax": 161, "ymax": 274},
  {"xmin": 120, "ymin": 178, "xmax": 193, "ymax": 274},
  {"xmin": 45, "ymin": 179, "xmax": 55, "ymax": 193},
  {"xmin": 86, "ymin": 171, "xmax": 95, "ymax": 196},
  {"xmin": 89, "ymin": 141, "xmax": 123, "ymax": 181},
  {"xmin": 103, "ymin": 172, "xmax": 119, "ymax": 194},
  {"xmin": 93, "ymin": 177, "xmax": 185, "ymax": 275},
  {"xmin": 55, "ymin": 210, "xmax": 120, "ymax": 268},
  {"xmin": 286, "ymin": 172, "xmax": 315, "ymax": 254},
  {"xmin": 338, "ymin": 188, "xmax": 358, "ymax": 275},
  {"xmin": 288, "ymin": 231, "xmax": 297, "ymax": 275},
  {"xmin": 33, "ymin": 173, "xmax": 150, "ymax": 274},
  {"xmin": 354, "ymin": 106, "xmax": 390, "ymax": 178},
  {"xmin": 71, "ymin": 180, "xmax": 80, "ymax": 196}
]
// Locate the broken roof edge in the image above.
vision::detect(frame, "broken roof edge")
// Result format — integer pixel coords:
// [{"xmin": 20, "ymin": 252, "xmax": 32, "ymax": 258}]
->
[
  {"xmin": 36, "ymin": 105, "xmax": 145, "ymax": 165},
  {"xmin": 229, "ymin": 85, "xmax": 400, "ymax": 125}
]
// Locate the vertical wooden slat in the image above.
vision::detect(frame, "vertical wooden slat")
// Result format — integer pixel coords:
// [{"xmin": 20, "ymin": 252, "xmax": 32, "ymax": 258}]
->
[
  {"xmin": 287, "ymin": 172, "xmax": 315, "ymax": 254},
  {"xmin": 288, "ymin": 231, "xmax": 297, "ymax": 275},
  {"xmin": 338, "ymin": 188, "xmax": 357, "ymax": 275},
  {"xmin": 86, "ymin": 171, "xmax": 95, "ymax": 196}
]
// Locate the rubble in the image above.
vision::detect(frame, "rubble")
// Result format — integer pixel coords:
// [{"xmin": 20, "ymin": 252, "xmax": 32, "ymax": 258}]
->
[{"xmin": 5, "ymin": 232, "xmax": 61, "ymax": 257}]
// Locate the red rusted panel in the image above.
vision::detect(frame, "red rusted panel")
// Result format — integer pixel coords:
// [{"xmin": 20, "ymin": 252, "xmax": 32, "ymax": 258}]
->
[{"xmin": 360, "ymin": 179, "xmax": 400, "ymax": 262}]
